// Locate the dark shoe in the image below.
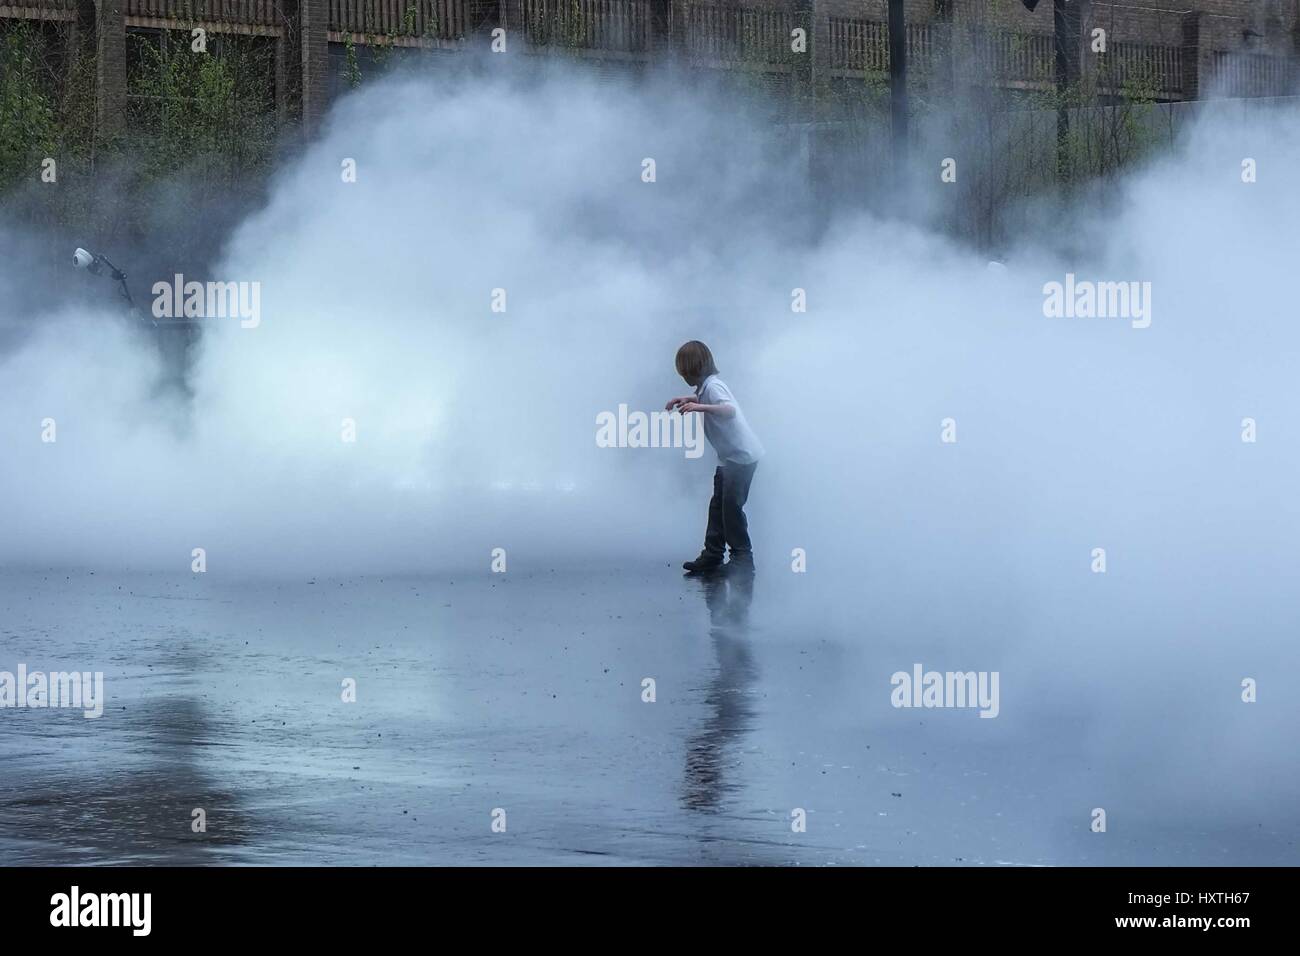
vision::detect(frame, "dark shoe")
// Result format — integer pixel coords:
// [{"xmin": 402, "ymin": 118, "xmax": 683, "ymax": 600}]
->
[
  {"xmin": 683, "ymin": 553, "xmax": 724, "ymax": 573},
  {"xmin": 725, "ymin": 552, "xmax": 755, "ymax": 572}
]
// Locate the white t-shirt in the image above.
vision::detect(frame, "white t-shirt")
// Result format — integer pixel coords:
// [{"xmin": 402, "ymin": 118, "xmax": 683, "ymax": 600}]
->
[{"xmin": 695, "ymin": 374, "xmax": 764, "ymax": 465}]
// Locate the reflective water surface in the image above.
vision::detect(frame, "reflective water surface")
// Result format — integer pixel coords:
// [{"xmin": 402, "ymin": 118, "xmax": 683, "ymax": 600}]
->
[{"xmin": 1, "ymin": 565, "xmax": 1295, "ymax": 866}]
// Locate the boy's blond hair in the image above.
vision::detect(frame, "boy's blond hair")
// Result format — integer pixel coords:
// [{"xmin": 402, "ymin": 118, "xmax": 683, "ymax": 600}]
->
[{"xmin": 675, "ymin": 340, "xmax": 718, "ymax": 386}]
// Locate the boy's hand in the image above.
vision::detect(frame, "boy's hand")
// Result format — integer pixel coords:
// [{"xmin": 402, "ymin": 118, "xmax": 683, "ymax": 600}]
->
[
  {"xmin": 665, "ymin": 396, "xmax": 692, "ymax": 411},
  {"xmin": 678, "ymin": 402, "xmax": 705, "ymax": 414}
]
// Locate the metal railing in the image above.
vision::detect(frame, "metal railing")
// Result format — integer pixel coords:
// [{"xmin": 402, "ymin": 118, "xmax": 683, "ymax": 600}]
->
[
  {"xmin": 328, "ymin": 0, "xmax": 464, "ymax": 39},
  {"xmin": 674, "ymin": 2, "xmax": 794, "ymax": 66},
  {"xmin": 523, "ymin": 0, "xmax": 650, "ymax": 53},
  {"xmin": 1098, "ymin": 41, "xmax": 1182, "ymax": 95},
  {"xmin": 1208, "ymin": 51, "xmax": 1296, "ymax": 98}
]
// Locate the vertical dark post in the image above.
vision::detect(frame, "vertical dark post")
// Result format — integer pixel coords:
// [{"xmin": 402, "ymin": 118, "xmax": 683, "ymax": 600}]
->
[
  {"xmin": 933, "ymin": 0, "xmax": 954, "ymax": 97},
  {"xmin": 1053, "ymin": 0, "xmax": 1082, "ymax": 176},
  {"xmin": 299, "ymin": 0, "xmax": 330, "ymax": 134},
  {"xmin": 887, "ymin": 0, "xmax": 908, "ymax": 174},
  {"xmin": 503, "ymin": 0, "xmax": 526, "ymax": 47},
  {"xmin": 1181, "ymin": 10, "xmax": 1203, "ymax": 101},
  {"xmin": 1053, "ymin": 0, "xmax": 1068, "ymax": 151},
  {"xmin": 795, "ymin": 0, "xmax": 824, "ymax": 92},
  {"xmin": 648, "ymin": 0, "xmax": 671, "ymax": 55},
  {"xmin": 277, "ymin": 0, "xmax": 302, "ymax": 128},
  {"xmin": 93, "ymin": 0, "xmax": 127, "ymax": 141}
]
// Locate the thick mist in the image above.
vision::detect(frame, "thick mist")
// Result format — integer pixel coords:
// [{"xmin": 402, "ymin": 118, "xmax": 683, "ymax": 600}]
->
[
  {"xmin": 2, "ymin": 62, "xmax": 1298, "ymax": 855},
  {"xmin": 1, "ymin": 66, "xmax": 1297, "ymax": 593}
]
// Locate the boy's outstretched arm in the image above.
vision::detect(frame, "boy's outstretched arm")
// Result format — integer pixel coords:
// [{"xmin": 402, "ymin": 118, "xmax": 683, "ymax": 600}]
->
[{"xmin": 679, "ymin": 401, "xmax": 736, "ymax": 419}]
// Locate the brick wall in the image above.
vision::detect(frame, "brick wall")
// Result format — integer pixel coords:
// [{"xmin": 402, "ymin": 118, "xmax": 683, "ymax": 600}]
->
[
  {"xmin": 7, "ymin": 0, "xmax": 1298, "ymax": 135},
  {"xmin": 813, "ymin": 0, "xmax": 1298, "ymax": 45}
]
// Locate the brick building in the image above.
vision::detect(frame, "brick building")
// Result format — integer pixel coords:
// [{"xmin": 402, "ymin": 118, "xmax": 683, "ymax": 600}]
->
[{"xmin": 2, "ymin": 0, "xmax": 1297, "ymax": 136}]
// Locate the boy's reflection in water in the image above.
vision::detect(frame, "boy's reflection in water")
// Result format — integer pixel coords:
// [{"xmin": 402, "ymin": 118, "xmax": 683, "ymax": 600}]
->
[{"xmin": 681, "ymin": 565, "xmax": 758, "ymax": 813}]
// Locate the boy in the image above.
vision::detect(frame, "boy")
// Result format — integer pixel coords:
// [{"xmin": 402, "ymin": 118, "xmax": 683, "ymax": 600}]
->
[{"xmin": 665, "ymin": 341, "xmax": 764, "ymax": 573}]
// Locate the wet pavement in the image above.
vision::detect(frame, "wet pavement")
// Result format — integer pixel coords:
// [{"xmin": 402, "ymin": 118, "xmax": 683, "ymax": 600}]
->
[{"xmin": 1, "ymin": 564, "xmax": 1295, "ymax": 866}]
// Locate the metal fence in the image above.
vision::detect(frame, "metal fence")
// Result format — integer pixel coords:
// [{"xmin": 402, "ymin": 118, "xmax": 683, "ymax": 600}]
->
[
  {"xmin": 523, "ymin": 0, "xmax": 650, "ymax": 53},
  {"xmin": 1208, "ymin": 51, "xmax": 1297, "ymax": 98},
  {"xmin": 674, "ymin": 2, "xmax": 795, "ymax": 66},
  {"xmin": 328, "ymin": 0, "xmax": 465, "ymax": 39}
]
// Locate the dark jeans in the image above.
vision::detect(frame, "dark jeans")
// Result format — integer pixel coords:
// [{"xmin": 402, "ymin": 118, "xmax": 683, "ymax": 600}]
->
[{"xmin": 703, "ymin": 461, "xmax": 757, "ymax": 558}]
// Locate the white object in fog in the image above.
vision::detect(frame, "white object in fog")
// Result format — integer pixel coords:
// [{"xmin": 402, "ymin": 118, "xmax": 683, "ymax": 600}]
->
[{"xmin": 73, "ymin": 248, "xmax": 94, "ymax": 269}]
